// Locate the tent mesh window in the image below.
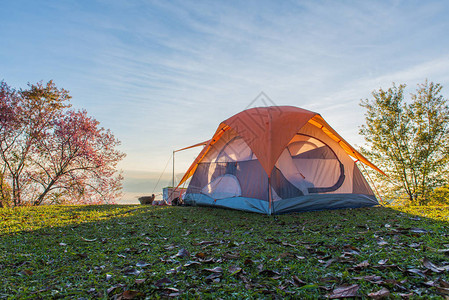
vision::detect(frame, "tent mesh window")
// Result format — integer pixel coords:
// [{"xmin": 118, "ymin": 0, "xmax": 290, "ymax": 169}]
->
[
  {"xmin": 186, "ymin": 134, "xmax": 269, "ymax": 201},
  {"xmin": 271, "ymin": 134, "xmax": 345, "ymax": 199}
]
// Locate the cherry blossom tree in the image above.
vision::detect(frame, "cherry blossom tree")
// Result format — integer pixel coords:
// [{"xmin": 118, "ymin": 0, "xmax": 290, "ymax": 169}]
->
[
  {"xmin": 0, "ymin": 80, "xmax": 69, "ymax": 205},
  {"xmin": 0, "ymin": 80, "xmax": 125, "ymax": 206},
  {"xmin": 30, "ymin": 110, "xmax": 125, "ymax": 205}
]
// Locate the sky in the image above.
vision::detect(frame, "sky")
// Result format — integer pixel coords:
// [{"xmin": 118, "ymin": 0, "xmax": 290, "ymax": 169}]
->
[{"xmin": 2, "ymin": 0, "xmax": 449, "ymax": 203}]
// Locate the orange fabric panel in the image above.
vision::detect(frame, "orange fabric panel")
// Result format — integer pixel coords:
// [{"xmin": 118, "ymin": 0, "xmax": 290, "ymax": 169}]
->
[
  {"xmin": 308, "ymin": 115, "xmax": 386, "ymax": 176},
  {"xmin": 223, "ymin": 106, "xmax": 316, "ymax": 175}
]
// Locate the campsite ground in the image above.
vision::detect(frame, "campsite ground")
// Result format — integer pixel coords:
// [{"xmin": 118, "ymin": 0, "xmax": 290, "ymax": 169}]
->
[{"xmin": 0, "ymin": 205, "xmax": 448, "ymax": 299}]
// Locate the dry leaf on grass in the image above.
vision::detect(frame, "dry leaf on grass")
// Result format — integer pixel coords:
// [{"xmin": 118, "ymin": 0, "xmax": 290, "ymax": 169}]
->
[
  {"xmin": 228, "ymin": 265, "xmax": 242, "ymax": 275},
  {"xmin": 154, "ymin": 277, "xmax": 172, "ymax": 287},
  {"xmin": 422, "ymin": 257, "xmax": 446, "ymax": 273},
  {"xmin": 327, "ymin": 284, "xmax": 359, "ymax": 299},
  {"xmin": 368, "ymin": 287, "xmax": 390, "ymax": 299},
  {"xmin": 204, "ymin": 266, "xmax": 223, "ymax": 273}
]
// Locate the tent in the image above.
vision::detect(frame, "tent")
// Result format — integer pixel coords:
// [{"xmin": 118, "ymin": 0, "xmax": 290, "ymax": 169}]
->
[{"xmin": 177, "ymin": 106, "xmax": 383, "ymax": 214}]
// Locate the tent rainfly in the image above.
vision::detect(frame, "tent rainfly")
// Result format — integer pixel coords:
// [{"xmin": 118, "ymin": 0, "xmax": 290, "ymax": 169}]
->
[{"xmin": 176, "ymin": 106, "xmax": 384, "ymax": 215}]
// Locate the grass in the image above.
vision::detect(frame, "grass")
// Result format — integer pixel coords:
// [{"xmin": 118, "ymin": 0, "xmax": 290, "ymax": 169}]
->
[{"xmin": 0, "ymin": 204, "xmax": 448, "ymax": 299}]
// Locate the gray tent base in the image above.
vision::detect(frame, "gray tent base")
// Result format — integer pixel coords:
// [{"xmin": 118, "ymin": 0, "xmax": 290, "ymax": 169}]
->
[{"xmin": 184, "ymin": 193, "xmax": 378, "ymax": 215}]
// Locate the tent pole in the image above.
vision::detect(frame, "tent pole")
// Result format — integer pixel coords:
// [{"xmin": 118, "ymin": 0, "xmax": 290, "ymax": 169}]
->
[
  {"xmin": 268, "ymin": 176, "xmax": 272, "ymax": 215},
  {"xmin": 172, "ymin": 150, "xmax": 175, "ymax": 189},
  {"xmin": 268, "ymin": 108, "xmax": 273, "ymax": 215}
]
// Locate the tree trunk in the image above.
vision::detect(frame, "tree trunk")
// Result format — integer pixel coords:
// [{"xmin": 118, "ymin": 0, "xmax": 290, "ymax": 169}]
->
[
  {"xmin": 35, "ymin": 178, "xmax": 57, "ymax": 206},
  {"xmin": 12, "ymin": 176, "xmax": 21, "ymax": 206}
]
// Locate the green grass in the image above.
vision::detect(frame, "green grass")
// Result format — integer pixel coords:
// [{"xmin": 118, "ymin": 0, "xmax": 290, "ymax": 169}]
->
[{"xmin": 0, "ymin": 205, "xmax": 448, "ymax": 299}]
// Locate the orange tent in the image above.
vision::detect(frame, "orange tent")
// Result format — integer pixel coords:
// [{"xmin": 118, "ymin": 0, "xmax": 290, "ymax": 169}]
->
[{"xmin": 178, "ymin": 106, "xmax": 382, "ymax": 214}]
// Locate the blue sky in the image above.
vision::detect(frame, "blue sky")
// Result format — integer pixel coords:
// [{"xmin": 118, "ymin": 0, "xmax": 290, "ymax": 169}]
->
[{"xmin": 2, "ymin": 1, "xmax": 449, "ymax": 202}]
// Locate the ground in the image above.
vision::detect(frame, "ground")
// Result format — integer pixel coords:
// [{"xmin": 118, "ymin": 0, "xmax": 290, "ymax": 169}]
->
[{"xmin": 0, "ymin": 204, "xmax": 448, "ymax": 299}]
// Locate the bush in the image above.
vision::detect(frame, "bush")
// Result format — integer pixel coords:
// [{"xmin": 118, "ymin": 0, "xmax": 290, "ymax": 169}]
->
[{"xmin": 428, "ymin": 184, "xmax": 449, "ymax": 205}]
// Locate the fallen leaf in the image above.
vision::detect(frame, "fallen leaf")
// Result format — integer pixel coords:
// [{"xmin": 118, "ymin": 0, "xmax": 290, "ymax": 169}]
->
[
  {"xmin": 204, "ymin": 266, "xmax": 223, "ymax": 273},
  {"xmin": 378, "ymin": 259, "xmax": 388, "ymax": 265},
  {"xmin": 76, "ymin": 253, "xmax": 88, "ymax": 259},
  {"xmin": 377, "ymin": 238, "xmax": 388, "ymax": 246},
  {"xmin": 372, "ymin": 264, "xmax": 398, "ymax": 270},
  {"xmin": 21, "ymin": 269, "xmax": 33, "ymax": 276},
  {"xmin": 239, "ymin": 274, "xmax": 250, "ymax": 284},
  {"xmin": 397, "ymin": 292, "xmax": 413, "ymax": 298},
  {"xmin": 223, "ymin": 252, "xmax": 240, "ymax": 259},
  {"xmin": 408, "ymin": 242, "xmax": 421, "ymax": 248},
  {"xmin": 353, "ymin": 275, "xmax": 382, "ymax": 283},
  {"xmin": 154, "ymin": 277, "xmax": 172, "ymax": 287},
  {"xmin": 292, "ymin": 275, "xmax": 306, "ymax": 286},
  {"xmin": 350, "ymin": 260, "xmax": 370, "ymax": 271},
  {"xmin": 136, "ymin": 261, "xmax": 150, "ymax": 268},
  {"xmin": 281, "ymin": 242, "xmax": 296, "ymax": 247},
  {"xmin": 198, "ymin": 257, "xmax": 215, "ymax": 264},
  {"xmin": 192, "ymin": 241, "xmax": 215, "ymax": 246},
  {"xmin": 81, "ymin": 237, "xmax": 97, "ymax": 242},
  {"xmin": 195, "ymin": 252, "xmax": 206, "ymax": 259},
  {"xmin": 107, "ymin": 283, "xmax": 126, "ymax": 295},
  {"xmin": 125, "ymin": 247, "xmax": 143, "ymax": 254},
  {"xmin": 327, "ymin": 284, "xmax": 359, "ymax": 299},
  {"xmin": 436, "ymin": 286, "xmax": 449, "ymax": 295},
  {"xmin": 205, "ymin": 272, "xmax": 222, "ymax": 283},
  {"xmin": 439, "ymin": 279, "xmax": 449, "ymax": 288},
  {"xmin": 164, "ymin": 244, "xmax": 176, "ymax": 251},
  {"xmin": 172, "ymin": 248, "xmax": 190, "ymax": 258},
  {"xmin": 422, "ymin": 257, "xmax": 445, "ymax": 273},
  {"xmin": 228, "ymin": 265, "xmax": 242, "ymax": 275},
  {"xmin": 259, "ymin": 269, "xmax": 280, "ymax": 278},
  {"xmin": 166, "ymin": 267, "xmax": 182, "ymax": 275},
  {"xmin": 406, "ymin": 268, "xmax": 427, "ymax": 278},
  {"xmin": 342, "ymin": 245, "xmax": 360, "ymax": 256},
  {"xmin": 323, "ymin": 258, "xmax": 337, "ymax": 268},
  {"xmin": 183, "ymin": 261, "xmax": 201, "ymax": 267},
  {"xmin": 436, "ymin": 248, "xmax": 449, "ymax": 255},
  {"xmin": 368, "ymin": 287, "xmax": 390, "ymax": 299},
  {"xmin": 135, "ymin": 278, "xmax": 146, "ymax": 284},
  {"xmin": 119, "ymin": 290, "xmax": 140, "ymax": 299},
  {"xmin": 122, "ymin": 267, "xmax": 141, "ymax": 276},
  {"xmin": 159, "ymin": 287, "xmax": 179, "ymax": 297},
  {"xmin": 410, "ymin": 228, "xmax": 428, "ymax": 234},
  {"xmin": 343, "ymin": 245, "xmax": 361, "ymax": 252}
]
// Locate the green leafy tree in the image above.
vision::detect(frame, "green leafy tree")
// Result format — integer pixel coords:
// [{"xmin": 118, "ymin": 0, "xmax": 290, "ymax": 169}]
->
[{"xmin": 360, "ymin": 81, "xmax": 449, "ymax": 205}]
